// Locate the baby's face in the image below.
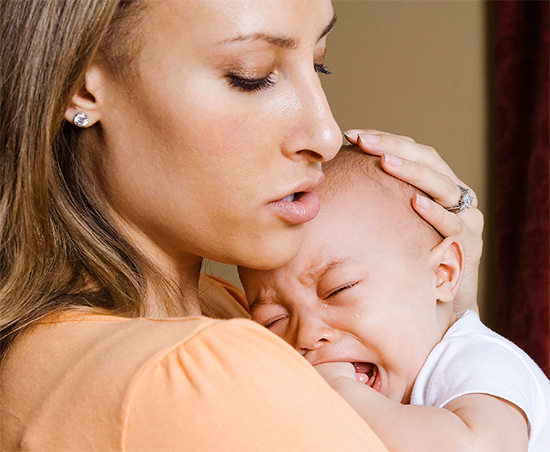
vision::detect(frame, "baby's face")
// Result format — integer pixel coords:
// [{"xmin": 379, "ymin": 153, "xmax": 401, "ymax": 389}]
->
[{"xmin": 240, "ymin": 184, "xmax": 446, "ymax": 404}]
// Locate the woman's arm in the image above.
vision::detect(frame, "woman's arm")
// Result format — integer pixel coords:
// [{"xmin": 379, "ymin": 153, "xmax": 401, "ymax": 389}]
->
[
  {"xmin": 344, "ymin": 129, "xmax": 483, "ymax": 313},
  {"xmin": 315, "ymin": 362, "xmax": 528, "ymax": 452}
]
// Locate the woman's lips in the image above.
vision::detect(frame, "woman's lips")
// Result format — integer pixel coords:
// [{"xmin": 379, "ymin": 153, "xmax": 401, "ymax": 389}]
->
[
  {"xmin": 354, "ymin": 362, "xmax": 383, "ymax": 393},
  {"xmin": 268, "ymin": 190, "xmax": 320, "ymax": 225}
]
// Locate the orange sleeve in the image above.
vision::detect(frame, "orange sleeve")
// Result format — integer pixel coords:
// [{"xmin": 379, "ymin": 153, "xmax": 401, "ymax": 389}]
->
[{"xmin": 124, "ymin": 318, "xmax": 388, "ymax": 451}]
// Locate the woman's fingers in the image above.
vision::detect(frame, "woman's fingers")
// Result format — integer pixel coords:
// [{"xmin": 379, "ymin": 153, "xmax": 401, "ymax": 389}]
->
[
  {"xmin": 413, "ymin": 195, "xmax": 484, "ymax": 254},
  {"xmin": 346, "ymin": 130, "xmax": 456, "ymax": 179},
  {"xmin": 358, "ymin": 133, "xmax": 453, "ymax": 175},
  {"xmin": 380, "ymin": 153, "xmax": 479, "ymax": 210},
  {"xmin": 344, "ymin": 128, "xmax": 483, "ymax": 314},
  {"xmin": 344, "ymin": 129, "xmax": 416, "ymax": 143},
  {"xmin": 344, "ymin": 128, "xmax": 480, "ymax": 213},
  {"xmin": 413, "ymin": 194, "xmax": 484, "ymax": 314}
]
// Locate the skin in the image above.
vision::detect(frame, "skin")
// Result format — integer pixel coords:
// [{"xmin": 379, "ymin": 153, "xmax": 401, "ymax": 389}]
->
[
  {"xmin": 64, "ymin": 0, "xmax": 485, "ymax": 318},
  {"xmin": 67, "ymin": 0, "xmax": 341, "ymax": 313},
  {"xmin": 241, "ymin": 180, "xmax": 462, "ymax": 403},
  {"xmin": 351, "ymin": 139, "xmax": 484, "ymax": 315},
  {"xmin": 241, "ymin": 179, "xmax": 528, "ymax": 452}
]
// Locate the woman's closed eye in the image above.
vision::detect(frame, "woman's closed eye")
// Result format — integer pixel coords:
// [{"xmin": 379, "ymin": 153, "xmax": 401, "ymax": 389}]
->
[
  {"xmin": 226, "ymin": 72, "xmax": 277, "ymax": 92},
  {"xmin": 314, "ymin": 63, "xmax": 331, "ymax": 75},
  {"xmin": 227, "ymin": 61, "xmax": 330, "ymax": 93}
]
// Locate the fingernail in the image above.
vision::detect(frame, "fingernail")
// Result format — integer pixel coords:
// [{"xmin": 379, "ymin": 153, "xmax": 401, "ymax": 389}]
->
[
  {"xmin": 415, "ymin": 194, "xmax": 431, "ymax": 209},
  {"xmin": 358, "ymin": 133, "xmax": 380, "ymax": 144},
  {"xmin": 343, "ymin": 132, "xmax": 354, "ymax": 142},
  {"xmin": 344, "ymin": 129, "xmax": 363, "ymax": 138},
  {"xmin": 383, "ymin": 153, "xmax": 402, "ymax": 166}
]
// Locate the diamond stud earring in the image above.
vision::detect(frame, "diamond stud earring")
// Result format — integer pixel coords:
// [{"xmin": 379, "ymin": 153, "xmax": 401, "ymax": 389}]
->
[{"xmin": 73, "ymin": 112, "xmax": 89, "ymax": 128}]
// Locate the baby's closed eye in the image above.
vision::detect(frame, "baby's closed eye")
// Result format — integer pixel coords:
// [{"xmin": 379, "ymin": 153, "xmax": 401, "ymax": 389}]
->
[
  {"xmin": 251, "ymin": 303, "xmax": 289, "ymax": 332},
  {"xmin": 324, "ymin": 282, "xmax": 359, "ymax": 300},
  {"xmin": 263, "ymin": 313, "xmax": 289, "ymax": 330}
]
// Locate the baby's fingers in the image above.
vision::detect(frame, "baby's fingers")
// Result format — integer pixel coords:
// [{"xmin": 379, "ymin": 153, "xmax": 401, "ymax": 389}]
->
[{"xmin": 314, "ymin": 362, "xmax": 356, "ymax": 382}]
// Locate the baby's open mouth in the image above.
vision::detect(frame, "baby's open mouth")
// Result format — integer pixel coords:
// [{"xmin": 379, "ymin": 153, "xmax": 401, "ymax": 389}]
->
[{"xmin": 353, "ymin": 362, "xmax": 382, "ymax": 392}]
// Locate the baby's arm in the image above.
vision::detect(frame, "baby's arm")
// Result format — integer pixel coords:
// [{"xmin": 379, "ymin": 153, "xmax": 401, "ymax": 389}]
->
[{"xmin": 316, "ymin": 362, "xmax": 529, "ymax": 452}]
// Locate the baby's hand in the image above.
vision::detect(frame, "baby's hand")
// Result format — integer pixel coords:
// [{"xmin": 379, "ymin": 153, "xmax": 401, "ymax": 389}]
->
[
  {"xmin": 314, "ymin": 362, "xmax": 357, "ymax": 386},
  {"xmin": 315, "ymin": 362, "xmax": 367, "ymax": 402}
]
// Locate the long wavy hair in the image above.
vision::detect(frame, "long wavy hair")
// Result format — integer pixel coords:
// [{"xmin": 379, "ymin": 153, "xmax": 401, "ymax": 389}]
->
[{"xmin": 0, "ymin": 0, "xmax": 182, "ymax": 358}]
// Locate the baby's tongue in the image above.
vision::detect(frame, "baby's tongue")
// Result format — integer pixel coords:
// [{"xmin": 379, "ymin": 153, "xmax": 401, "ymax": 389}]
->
[{"xmin": 353, "ymin": 362, "xmax": 375, "ymax": 384}]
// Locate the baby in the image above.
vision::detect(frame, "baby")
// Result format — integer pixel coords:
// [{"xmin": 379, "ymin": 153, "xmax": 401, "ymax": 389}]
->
[{"xmin": 239, "ymin": 146, "xmax": 550, "ymax": 452}]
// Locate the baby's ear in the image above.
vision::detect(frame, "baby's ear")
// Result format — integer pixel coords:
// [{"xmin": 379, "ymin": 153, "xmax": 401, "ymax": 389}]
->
[{"xmin": 429, "ymin": 237, "xmax": 464, "ymax": 303}]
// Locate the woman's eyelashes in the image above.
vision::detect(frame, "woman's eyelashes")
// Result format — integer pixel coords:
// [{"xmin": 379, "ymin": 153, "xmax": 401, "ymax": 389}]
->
[
  {"xmin": 314, "ymin": 63, "xmax": 331, "ymax": 75},
  {"xmin": 227, "ymin": 72, "xmax": 277, "ymax": 92},
  {"xmin": 226, "ymin": 62, "xmax": 331, "ymax": 92}
]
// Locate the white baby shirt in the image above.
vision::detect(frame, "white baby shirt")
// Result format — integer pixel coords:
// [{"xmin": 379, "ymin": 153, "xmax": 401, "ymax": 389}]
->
[{"xmin": 410, "ymin": 310, "xmax": 550, "ymax": 452}]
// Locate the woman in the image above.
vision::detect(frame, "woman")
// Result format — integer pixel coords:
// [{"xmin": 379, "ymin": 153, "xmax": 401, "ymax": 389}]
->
[{"xmin": 0, "ymin": 0, "xmax": 483, "ymax": 450}]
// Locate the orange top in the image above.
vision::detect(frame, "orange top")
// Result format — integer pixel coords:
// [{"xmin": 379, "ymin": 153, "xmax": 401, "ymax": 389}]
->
[{"xmin": 0, "ymin": 275, "xmax": 387, "ymax": 451}]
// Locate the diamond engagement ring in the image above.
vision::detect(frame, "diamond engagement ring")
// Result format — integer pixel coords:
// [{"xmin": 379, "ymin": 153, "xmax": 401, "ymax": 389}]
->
[{"xmin": 446, "ymin": 185, "xmax": 473, "ymax": 214}]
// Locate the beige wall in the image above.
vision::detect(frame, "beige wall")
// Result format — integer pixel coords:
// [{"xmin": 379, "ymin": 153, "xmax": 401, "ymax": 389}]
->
[{"xmin": 204, "ymin": 0, "xmax": 496, "ymax": 323}]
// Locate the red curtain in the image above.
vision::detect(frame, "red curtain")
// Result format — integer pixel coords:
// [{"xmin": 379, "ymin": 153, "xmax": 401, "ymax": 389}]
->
[{"xmin": 495, "ymin": 0, "xmax": 549, "ymax": 376}]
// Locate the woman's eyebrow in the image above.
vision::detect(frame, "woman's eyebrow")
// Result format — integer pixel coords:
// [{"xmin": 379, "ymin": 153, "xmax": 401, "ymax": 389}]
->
[
  {"xmin": 219, "ymin": 13, "xmax": 337, "ymax": 49},
  {"xmin": 221, "ymin": 33, "xmax": 297, "ymax": 49}
]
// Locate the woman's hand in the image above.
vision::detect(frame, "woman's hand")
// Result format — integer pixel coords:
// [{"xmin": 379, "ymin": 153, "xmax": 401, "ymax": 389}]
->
[{"xmin": 344, "ymin": 129, "xmax": 483, "ymax": 314}]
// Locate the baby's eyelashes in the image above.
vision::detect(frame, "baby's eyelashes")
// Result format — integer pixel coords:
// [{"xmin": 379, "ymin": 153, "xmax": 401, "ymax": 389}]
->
[
  {"xmin": 251, "ymin": 301, "xmax": 290, "ymax": 334},
  {"xmin": 263, "ymin": 314, "xmax": 289, "ymax": 330},
  {"xmin": 322, "ymin": 281, "xmax": 359, "ymax": 300}
]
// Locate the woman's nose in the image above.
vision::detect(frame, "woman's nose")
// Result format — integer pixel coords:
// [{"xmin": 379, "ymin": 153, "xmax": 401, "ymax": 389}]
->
[{"xmin": 280, "ymin": 71, "xmax": 342, "ymax": 163}]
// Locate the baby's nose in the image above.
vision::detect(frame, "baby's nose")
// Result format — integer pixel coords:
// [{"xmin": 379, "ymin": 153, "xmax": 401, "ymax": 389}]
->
[{"xmin": 295, "ymin": 319, "xmax": 335, "ymax": 356}]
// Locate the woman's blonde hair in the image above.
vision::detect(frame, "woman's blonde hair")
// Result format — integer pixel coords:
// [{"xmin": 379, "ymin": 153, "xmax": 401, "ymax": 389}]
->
[{"xmin": 0, "ymin": 0, "xmax": 168, "ymax": 357}]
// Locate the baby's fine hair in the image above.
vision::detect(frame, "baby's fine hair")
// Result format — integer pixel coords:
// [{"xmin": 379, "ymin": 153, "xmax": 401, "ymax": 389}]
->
[{"xmin": 322, "ymin": 145, "xmax": 443, "ymax": 253}]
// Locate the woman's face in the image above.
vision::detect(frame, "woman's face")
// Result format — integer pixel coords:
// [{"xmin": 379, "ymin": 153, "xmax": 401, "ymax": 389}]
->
[{"xmin": 95, "ymin": 0, "xmax": 341, "ymax": 272}]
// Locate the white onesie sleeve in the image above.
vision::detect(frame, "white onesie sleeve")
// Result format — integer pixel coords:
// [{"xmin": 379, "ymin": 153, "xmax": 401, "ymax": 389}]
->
[{"xmin": 410, "ymin": 310, "xmax": 550, "ymax": 452}]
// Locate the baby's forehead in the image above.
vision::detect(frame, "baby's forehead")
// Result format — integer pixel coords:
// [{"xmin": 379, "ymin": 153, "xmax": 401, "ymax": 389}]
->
[
  {"xmin": 318, "ymin": 172, "xmax": 412, "ymax": 232},
  {"xmin": 247, "ymin": 202, "xmax": 406, "ymax": 286},
  {"xmin": 322, "ymin": 145, "xmax": 413, "ymax": 201},
  {"xmin": 243, "ymin": 254, "xmax": 363, "ymax": 307},
  {"xmin": 320, "ymin": 149, "xmax": 441, "ymax": 252},
  {"xmin": 321, "ymin": 157, "xmax": 400, "ymax": 206}
]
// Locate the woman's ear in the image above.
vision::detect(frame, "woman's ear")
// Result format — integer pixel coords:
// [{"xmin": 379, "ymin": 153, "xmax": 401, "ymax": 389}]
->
[
  {"xmin": 64, "ymin": 65, "xmax": 105, "ymax": 128},
  {"xmin": 429, "ymin": 237, "xmax": 464, "ymax": 303}
]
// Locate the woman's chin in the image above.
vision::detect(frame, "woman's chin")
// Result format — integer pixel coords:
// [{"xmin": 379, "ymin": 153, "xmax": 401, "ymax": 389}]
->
[{"xmin": 222, "ymin": 229, "xmax": 304, "ymax": 271}]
